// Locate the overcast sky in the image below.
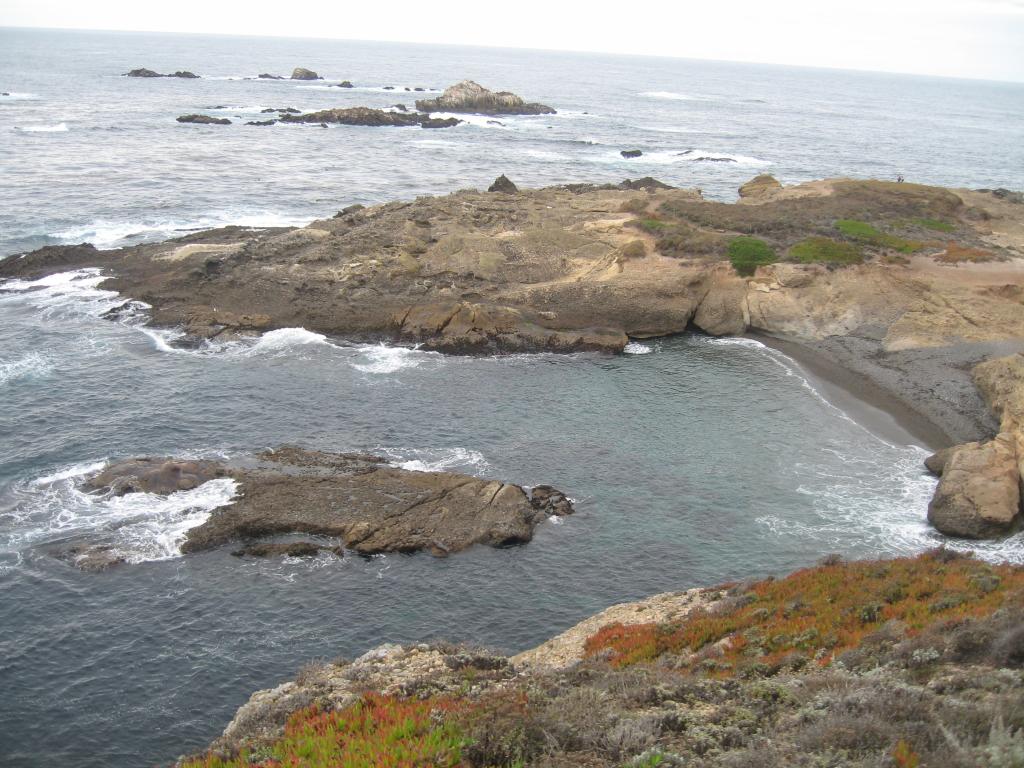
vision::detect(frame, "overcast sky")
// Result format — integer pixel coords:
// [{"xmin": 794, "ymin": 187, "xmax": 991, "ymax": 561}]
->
[{"xmin": 3, "ymin": 0, "xmax": 1023, "ymax": 82}]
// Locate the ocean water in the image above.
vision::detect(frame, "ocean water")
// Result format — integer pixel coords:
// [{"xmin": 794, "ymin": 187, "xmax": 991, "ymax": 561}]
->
[{"xmin": 1, "ymin": 28, "xmax": 1023, "ymax": 768}]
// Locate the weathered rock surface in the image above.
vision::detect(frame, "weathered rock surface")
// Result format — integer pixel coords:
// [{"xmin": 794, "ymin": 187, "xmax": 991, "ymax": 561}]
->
[
  {"xmin": 927, "ymin": 434, "xmax": 1021, "ymax": 537},
  {"xmin": 739, "ymin": 173, "xmax": 783, "ymax": 200},
  {"xmin": 176, "ymin": 114, "xmax": 231, "ymax": 125},
  {"xmin": 278, "ymin": 107, "xmax": 461, "ymax": 128},
  {"xmin": 81, "ymin": 446, "xmax": 572, "ymax": 561},
  {"xmin": 925, "ymin": 446, "xmax": 957, "ymax": 476},
  {"xmin": 290, "ymin": 67, "xmax": 321, "ymax": 80},
  {"xmin": 487, "ymin": 174, "xmax": 518, "ymax": 194},
  {"xmin": 415, "ymin": 80, "xmax": 555, "ymax": 115}
]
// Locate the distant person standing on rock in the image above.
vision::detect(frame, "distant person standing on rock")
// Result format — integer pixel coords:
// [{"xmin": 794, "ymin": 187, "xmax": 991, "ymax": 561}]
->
[{"xmin": 897, "ymin": 174, "xmax": 905, "ymax": 182}]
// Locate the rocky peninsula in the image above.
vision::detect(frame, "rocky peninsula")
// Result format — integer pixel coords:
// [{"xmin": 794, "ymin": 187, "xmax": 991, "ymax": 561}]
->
[
  {"xmin": 177, "ymin": 549, "xmax": 1024, "ymax": 768},
  {"xmin": 59, "ymin": 445, "xmax": 572, "ymax": 570},
  {"xmin": 3, "ymin": 176, "xmax": 1023, "ymax": 542}
]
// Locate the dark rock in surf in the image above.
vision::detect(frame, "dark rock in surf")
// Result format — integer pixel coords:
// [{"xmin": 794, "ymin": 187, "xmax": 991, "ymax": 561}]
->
[
  {"xmin": 258, "ymin": 73, "xmax": 284, "ymax": 80},
  {"xmin": 621, "ymin": 149, "xmax": 643, "ymax": 158},
  {"xmin": 170, "ymin": 71, "xmax": 199, "ymax": 79},
  {"xmin": 177, "ymin": 114, "xmax": 232, "ymax": 125},
  {"xmin": 383, "ymin": 85, "xmax": 395, "ymax": 90},
  {"xmin": 692, "ymin": 156, "xmax": 736, "ymax": 162},
  {"xmin": 86, "ymin": 458, "xmax": 227, "ymax": 496},
  {"xmin": 488, "ymin": 174, "xmax": 518, "ymax": 194},
  {"xmin": 414, "ymin": 87, "xmax": 425, "ymax": 92},
  {"xmin": 125, "ymin": 68, "xmax": 162, "ymax": 78},
  {"xmin": 291, "ymin": 68, "xmax": 321, "ymax": 80},
  {"xmin": 392, "ymin": 104, "xmax": 408, "ymax": 112},
  {"xmin": 415, "ymin": 80, "xmax": 555, "ymax": 115},
  {"xmin": 278, "ymin": 106, "xmax": 460, "ymax": 129},
  {"xmin": 247, "ymin": 120, "xmax": 278, "ymax": 126}
]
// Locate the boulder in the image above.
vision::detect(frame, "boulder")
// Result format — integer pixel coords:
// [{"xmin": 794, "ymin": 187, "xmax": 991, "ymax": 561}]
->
[
  {"xmin": 124, "ymin": 68, "xmax": 162, "ymax": 77},
  {"xmin": 739, "ymin": 174, "xmax": 783, "ymax": 200},
  {"xmin": 86, "ymin": 458, "xmax": 226, "ymax": 496},
  {"xmin": 927, "ymin": 435, "xmax": 1021, "ymax": 538},
  {"xmin": 415, "ymin": 80, "xmax": 555, "ymax": 115},
  {"xmin": 924, "ymin": 446, "xmax": 957, "ymax": 476},
  {"xmin": 279, "ymin": 107, "xmax": 460, "ymax": 129},
  {"xmin": 621, "ymin": 149, "xmax": 643, "ymax": 159},
  {"xmin": 488, "ymin": 174, "xmax": 518, "ymax": 194},
  {"xmin": 291, "ymin": 68, "xmax": 321, "ymax": 80},
  {"xmin": 177, "ymin": 114, "xmax": 231, "ymax": 125}
]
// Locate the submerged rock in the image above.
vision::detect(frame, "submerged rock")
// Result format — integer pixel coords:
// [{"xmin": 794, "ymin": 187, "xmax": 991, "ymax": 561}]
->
[
  {"xmin": 279, "ymin": 107, "xmax": 460, "ymax": 129},
  {"xmin": 230, "ymin": 541, "xmax": 344, "ymax": 558},
  {"xmin": 176, "ymin": 114, "xmax": 231, "ymax": 125},
  {"xmin": 487, "ymin": 174, "xmax": 518, "ymax": 194},
  {"xmin": 335, "ymin": 80, "xmax": 354, "ymax": 88},
  {"xmin": 415, "ymin": 80, "xmax": 555, "ymax": 115},
  {"xmin": 621, "ymin": 149, "xmax": 643, "ymax": 158},
  {"xmin": 291, "ymin": 67, "xmax": 321, "ymax": 80}
]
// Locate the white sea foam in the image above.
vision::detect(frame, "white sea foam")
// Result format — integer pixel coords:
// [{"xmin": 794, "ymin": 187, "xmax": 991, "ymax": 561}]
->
[
  {"xmin": 31, "ymin": 461, "xmax": 108, "ymax": 486},
  {"xmin": 624, "ymin": 342, "xmax": 653, "ymax": 354},
  {"xmin": 382, "ymin": 447, "xmax": 490, "ymax": 474},
  {"xmin": 14, "ymin": 123, "xmax": 68, "ymax": 132},
  {"xmin": 0, "ymin": 352, "xmax": 54, "ymax": 386},
  {"xmin": 0, "ymin": 268, "xmax": 136, "ymax": 320},
  {"xmin": 0, "ymin": 92, "xmax": 39, "ymax": 100},
  {"xmin": 50, "ymin": 210, "xmax": 312, "ymax": 250},
  {"xmin": 350, "ymin": 343, "xmax": 440, "ymax": 374},
  {"xmin": 587, "ymin": 149, "xmax": 769, "ymax": 168},
  {"xmin": 6, "ymin": 467, "xmax": 238, "ymax": 564},
  {"xmin": 678, "ymin": 149, "xmax": 770, "ymax": 166}
]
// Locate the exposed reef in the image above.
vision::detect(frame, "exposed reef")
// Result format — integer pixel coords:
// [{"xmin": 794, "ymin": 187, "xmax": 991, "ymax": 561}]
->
[
  {"xmin": 277, "ymin": 107, "xmax": 461, "ymax": 128},
  {"xmin": 124, "ymin": 68, "xmax": 200, "ymax": 78},
  {"xmin": 63, "ymin": 446, "xmax": 572, "ymax": 567}
]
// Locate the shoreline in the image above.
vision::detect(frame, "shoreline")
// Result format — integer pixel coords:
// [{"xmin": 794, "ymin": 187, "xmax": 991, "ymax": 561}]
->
[
  {"xmin": 753, "ymin": 332, "xmax": 1024, "ymax": 450},
  {"xmin": 753, "ymin": 333, "xmax": 950, "ymax": 450}
]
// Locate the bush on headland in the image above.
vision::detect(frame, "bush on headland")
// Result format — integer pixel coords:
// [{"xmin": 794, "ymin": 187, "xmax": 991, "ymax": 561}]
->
[
  {"xmin": 728, "ymin": 236, "xmax": 776, "ymax": 275},
  {"xmin": 789, "ymin": 237, "xmax": 864, "ymax": 265}
]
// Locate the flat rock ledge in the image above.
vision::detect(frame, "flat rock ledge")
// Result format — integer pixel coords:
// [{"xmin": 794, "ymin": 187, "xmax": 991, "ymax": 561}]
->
[{"xmin": 81, "ymin": 445, "xmax": 572, "ymax": 562}]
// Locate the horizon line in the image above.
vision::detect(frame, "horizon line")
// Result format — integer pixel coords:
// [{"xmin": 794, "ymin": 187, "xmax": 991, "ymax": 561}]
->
[{"xmin": 2, "ymin": 24, "xmax": 1023, "ymax": 86}]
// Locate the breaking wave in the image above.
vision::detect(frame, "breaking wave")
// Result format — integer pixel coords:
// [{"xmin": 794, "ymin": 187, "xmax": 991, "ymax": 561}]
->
[
  {"xmin": 14, "ymin": 123, "xmax": 68, "ymax": 132},
  {"xmin": 3, "ymin": 462, "xmax": 238, "ymax": 564}
]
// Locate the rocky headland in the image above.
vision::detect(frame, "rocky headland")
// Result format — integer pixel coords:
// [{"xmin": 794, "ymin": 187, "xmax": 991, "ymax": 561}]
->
[
  {"xmin": 4, "ymin": 176, "xmax": 1024, "ymax": 542},
  {"xmin": 176, "ymin": 550, "xmax": 1024, "ymax": 768},
  {"xmin": 59, "ymin": 445, "xmax": 572, "ymax": 570},
  {"xmin": 415, "ymin": 80, "xmax": 556, "ymax": 115}
]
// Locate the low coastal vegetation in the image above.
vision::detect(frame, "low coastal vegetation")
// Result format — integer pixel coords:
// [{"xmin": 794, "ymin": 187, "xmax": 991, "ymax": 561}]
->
[
  {"xmin": 789, "ymin": 237, "xmax": 864, "ymax": 265},
  {"xmin": 727, "ymin": 236, "xmax": 776, "ymax": 275},
  {"xmin": 182, "ymin": 552, "xmax": 1024, "ymax": 768},
  {"xmin": 834, "ymin": 219, "xmax": 923, "ymax": 253}
]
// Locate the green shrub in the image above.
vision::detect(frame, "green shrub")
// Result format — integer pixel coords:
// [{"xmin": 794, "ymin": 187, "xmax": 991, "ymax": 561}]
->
[
  {"xmin": 835, "ymin": 219, "xmax": 921, "ymax": 253},
  {"xmin": 635, "ymin": 218, "xmax": 669, "ymax": 233},
  {"xmin": 728, "ymin": 237, "xmax": 776, "ymax": 276},
  {"xmin": 789, "ymin": 237, "xmax": 864, "ymax": 265}
]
